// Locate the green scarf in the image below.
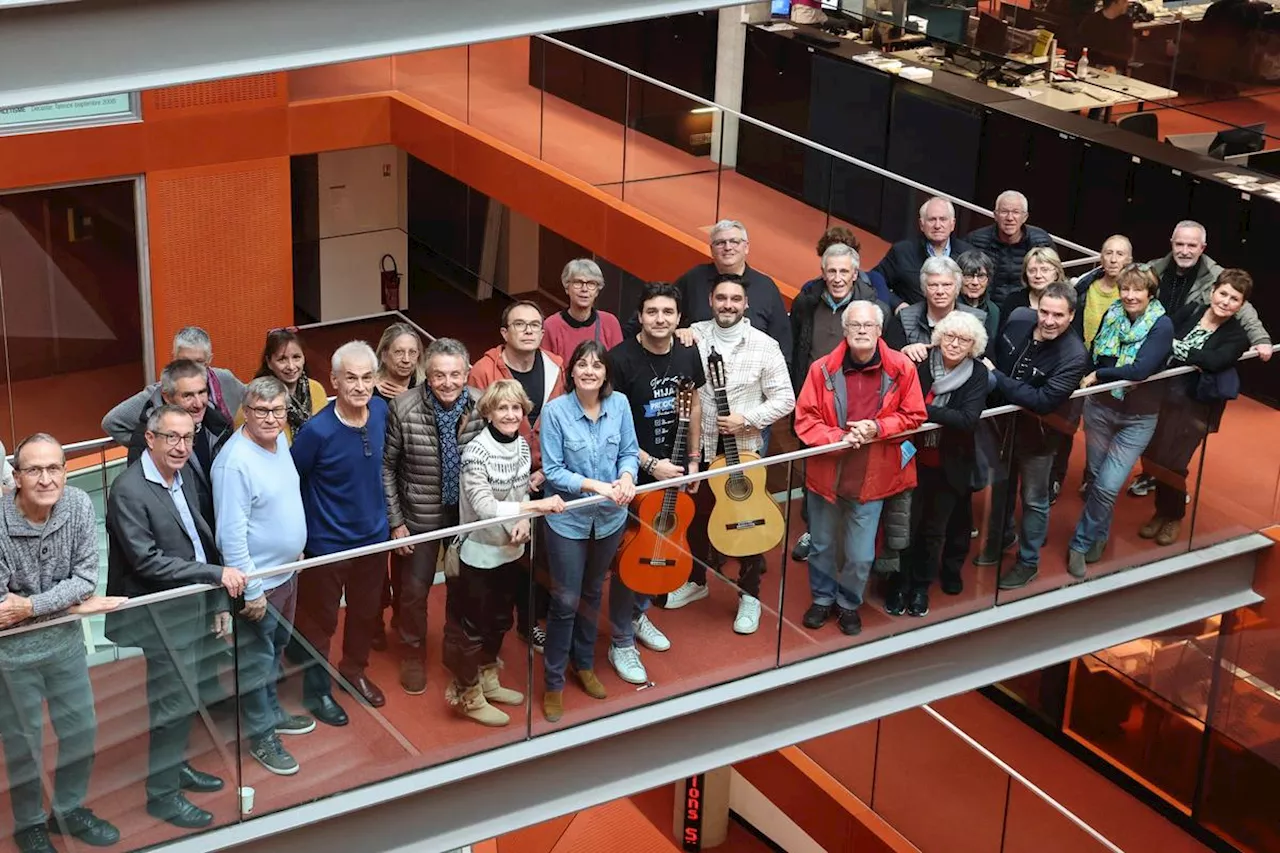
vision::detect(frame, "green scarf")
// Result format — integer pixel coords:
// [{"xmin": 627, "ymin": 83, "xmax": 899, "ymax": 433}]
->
[{"xmin": 1091, "ymin": 299, "xmax": 1166, "ymax": 399}]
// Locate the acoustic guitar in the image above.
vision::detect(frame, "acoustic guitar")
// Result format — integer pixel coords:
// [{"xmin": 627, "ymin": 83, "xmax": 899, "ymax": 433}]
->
[
  {"xmin": 618, "ymin": 380, "xmax": 697, "ymax": 596},
  {"xmin": 705, "ymin": 347, "xmax": 786, "ymax": 558}
]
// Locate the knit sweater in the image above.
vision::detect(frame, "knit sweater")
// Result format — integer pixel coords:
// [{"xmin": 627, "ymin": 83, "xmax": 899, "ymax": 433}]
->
[
  {"xmin": 458, "ymin": 426, "xmax": 532, "ymax": 568},
  {"xmin": 0, "ymin": 487, "xmax": 98, "ymax": 668}
]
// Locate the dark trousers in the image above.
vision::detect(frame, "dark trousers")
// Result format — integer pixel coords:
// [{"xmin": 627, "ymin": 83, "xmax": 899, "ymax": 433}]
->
[
  {"xmin": 294, "ymin": 553, "xmax": 385, "ymax": 701},
  {"xmin": 236, "ymin": 576, "xmax": 298, "ymax": 743},
  {"xmin": 442, "ymin": 559, "xmax": 520, "ymax": 687},
  {"xmin": 542, "ymin": 523, "xmax": 629, "ymax": 692},
  {"xmin": 396, "ymin": 508, "xmax": 457, "ymax": 659},
  {"xmin": 1148, "ymin": 397, "xmax": 1209, "ymax": 522},
  {"xmin": 514, "ymin": 537, "xmax": 551, "ymax": 636},
  {"xmin": 903, "ymin": 465, "xmax": 971, "ymax": 590},
  {"xmin": 687, "ymin": 476, "xmax": 763, "ymax": 597},
  {"xmin": 0, "ymin": 650, "xmax": 97, "ymax": 830},
  {"xmin": 142, "ymin": 640, "xmax": 203, "ymax": 800}
]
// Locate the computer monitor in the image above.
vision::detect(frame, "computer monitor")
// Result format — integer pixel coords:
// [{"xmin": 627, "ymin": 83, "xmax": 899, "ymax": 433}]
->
[
  {"xmin": 771, "ymin": 0, "xmax": 792, "ymax": 15},
  {"xmin": 974, "ymin": 12, "xmax": 1009, "ymax": 54},
  {"xmin": 1208, "ymin": 123, "xmax": 1266, "ymax": 159},
  {"xmin": 921, "ymin": 4, "xmax": 971, "ymax": 42}
]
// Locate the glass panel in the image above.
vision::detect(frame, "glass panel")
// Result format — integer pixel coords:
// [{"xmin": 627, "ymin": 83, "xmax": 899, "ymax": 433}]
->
[
  {"xmin": 1001, "ymin": 781, "xmax": 1117, "ymax": 853},
  {"xmin": 287, "ymin": 57, "xmax": 393, "ymax": 101},
  {"xmin": 393, "ymin": 47, "xmax": 469, "ymax": 122},
  {"xmin": 536, "ymin": 42, "xmax": 626, "ymax": 187},
  {"xmin": 795, "ymin": 720, "xmax": 880, "ymax": 803},
  {"xmin": 467, "ymin": 39, "xmax": 542, "ymax": 159},
  {"xmin": 0, "ymin": 181, "xmax": 144, "ymax": 445}
]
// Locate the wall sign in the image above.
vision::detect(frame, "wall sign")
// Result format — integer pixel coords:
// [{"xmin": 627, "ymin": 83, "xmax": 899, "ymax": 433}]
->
[
  {"xmin": 682, "ymin": 773, "xmax": 705, "ymax": 851},
  {"xmin": 0, "ymin": 94, "xmax": 135, "ymax": 132}
]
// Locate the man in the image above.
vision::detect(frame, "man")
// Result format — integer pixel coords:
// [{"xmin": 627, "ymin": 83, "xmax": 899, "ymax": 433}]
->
[
  {"xmin": 106, "ymin": 405, "xmax": 247, "ymax": 830},
  {"xmin": 1076, "ymin": 0, "xmax": 1136, "ymax": 71},
  {"xmin": 102, "ymin": 326, "xmax": 244, "ymax": 446},
  {"xmin": 873, "ymin": 197, "xmax": 974, "ymax": 310},
  {"xmin": 0, "ymin": 434, "xmax": 122, "ymax": 853},
  {"xmin": 470, "ymin": 302, "xmax": 565, "ymax": 651},
  {"xmin": 671, "ymin": 276, "xmax": 795, "ymax": 634},
  {"xmin": 292, "ymin": 341, "xmax": 390, "ymax": 724},
  {"xmin": 212, "ymin": 376, "xmax": 312, "ymax": 778},
  {"xmin": 607, "ymin": 282, "xmax": 705, "ymax": 679},
  {"xmin": 384, "ymin": 337, "xmax": 484, "ymax": 695},
  {"xmin": 126, "ymin": 360, "xmax": 232, "ymax": 497},
  {"xmin": 884, "ymin": 256, "xmax": 988, "ymax": 361},
  {"xmin": 627, "ymin": 220, "xmax": 792, "ymax": 366},
  {"xmin": 979, "ymin": 282, "xmax": 1089, "ymax": 589},
  {"xmin": 966, "ymin": 190, "xmax": 1054, "ymax": 306},
  {"xmin": 794, "ymin": 301, "xmax": 926, "ymax": 635}
]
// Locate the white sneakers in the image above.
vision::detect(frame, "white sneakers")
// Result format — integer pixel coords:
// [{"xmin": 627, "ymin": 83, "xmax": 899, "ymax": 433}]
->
[
  {"xmin": 733, "ymin": 596, "xmax": 762, "ymax": 634},
  {"xmin": 609, "ymin": 644, "xmax": 648, "ymax": 685},
  {"xmin": 664, "ymin": 582, "xmax": 709, "ymax": 609},
  {"xmin": 633, "ymin": 614, "xmax": 671, "ymax": 652}
]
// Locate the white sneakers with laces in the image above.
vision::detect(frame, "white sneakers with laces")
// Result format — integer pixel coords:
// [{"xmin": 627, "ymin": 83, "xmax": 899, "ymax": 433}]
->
[
  {"xmin": 609, "ymin": 645, "xmax": 648, "ymax": 685},
  {"xmin": 664, "ymin": 581, "xmax": 709, "ymax": 609},
  {"xmin": 734, "ymin": 595, "xmax": 762, "ymax": 635},
  {"xmin": 633, "ymin": 614, "xmax": 671, "ymax": 652}
]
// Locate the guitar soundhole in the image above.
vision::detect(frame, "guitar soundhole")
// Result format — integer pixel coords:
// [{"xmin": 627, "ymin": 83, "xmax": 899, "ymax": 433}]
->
[
  {"xmin": 726, "ymin": 473, "xmax": 752, "ymax": 501},
  {"xmin": 653, "ymin": 511, "xmax": 677, "ymax": 535}
]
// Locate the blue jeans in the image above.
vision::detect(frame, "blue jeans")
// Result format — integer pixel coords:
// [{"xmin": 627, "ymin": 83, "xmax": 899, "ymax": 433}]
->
[
  {"xmin": 989, "ymin": 449, "xmax": 1056, "ymax": 568},
  {"xmin": 1071, "ymin": 401, "xmax": 1158, "ymax": 552},
  {"xmin": 806, "ymin": 492, "xmax": 884, "ymax": 610},
  {"xmin": 237, "ymin": 576, "xmax": 298, "ymax": 743},
  {"xmin": 542, "ymin": 523, "xmax": 631, "ymax": 692}
]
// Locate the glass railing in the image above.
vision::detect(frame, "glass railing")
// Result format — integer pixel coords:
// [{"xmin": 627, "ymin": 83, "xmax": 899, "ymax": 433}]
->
[{"xmin": 0, "ymin": 329, "xmax": 1271, "ymax": 849}]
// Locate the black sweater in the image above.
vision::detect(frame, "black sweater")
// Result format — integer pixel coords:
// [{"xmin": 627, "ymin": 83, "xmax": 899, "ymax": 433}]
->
[
  {"xmin": 965, "ymin": 224, "xmax": 1054, "ymax": 307},
  {"xmin": 917, "ymin": 358, "xmax": 989, "ymax": 493}
]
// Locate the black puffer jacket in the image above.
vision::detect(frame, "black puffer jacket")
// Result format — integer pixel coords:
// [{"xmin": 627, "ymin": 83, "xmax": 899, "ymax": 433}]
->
[{"xmin": 965, "ymin": 224, "xmax": 1054, "ymax": 307}]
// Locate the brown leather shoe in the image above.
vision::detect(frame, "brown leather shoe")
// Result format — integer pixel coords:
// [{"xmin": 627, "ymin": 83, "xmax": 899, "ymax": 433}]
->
[
  {"xmin": 1155, "ymin": 519, "xmax": 1182, "ymax": 547},
  {"xmin": 399, "ymin": 659, "xmax": 426, "ymax": 696},
  {"xmin": 575, "ymin": 669, "xmax": 607, "ymax": 700},
  {"xmin": 1138, "ymin": 514, "xmax": 1166, "ymax": 540},
  {"xmin": 346, "ymin": 673, "xmax": 386, "ymax": 707},
  {"xmin": 543, "ymin": 690, "xmax": 564, "ymax": 722}
]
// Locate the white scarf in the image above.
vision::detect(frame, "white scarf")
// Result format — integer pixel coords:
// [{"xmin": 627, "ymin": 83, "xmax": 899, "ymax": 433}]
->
[{"xmin": 705, "ymin": 317, "xmax": 750, "ymax": 351}]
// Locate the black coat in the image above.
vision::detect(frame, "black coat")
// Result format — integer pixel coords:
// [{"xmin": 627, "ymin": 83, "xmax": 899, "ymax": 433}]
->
[
  {"xmin": 788, "ymin": 276, "xmax": 887, "ymax": 393},
  {"xmin": 127, "ymin": 402, "xmax": 232, "ymax": 502},
  {"xmin": 965, "ymin": 224, "xmax": 1054, "ymax": 307},
  {"xmin": 873, "ymin": 235, "xmax": 974, "ymax": 308},
  {"xmin": 990, "ymin": 312, "xmax": 1089, "ymax": 454},
  {"xmin": 917, "ymin": 358, "xmax": 989, "ymax": 494}
]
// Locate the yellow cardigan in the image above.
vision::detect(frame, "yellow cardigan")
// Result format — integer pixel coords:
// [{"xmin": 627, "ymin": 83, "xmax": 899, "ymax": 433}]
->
[{"xmin": 234, "ymin": 378, "xmax": 329, "ymax": 444}]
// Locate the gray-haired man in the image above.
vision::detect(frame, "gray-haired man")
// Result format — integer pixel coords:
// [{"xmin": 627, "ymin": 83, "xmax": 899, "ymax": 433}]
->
[{"xmin": 0, "ymin": 434, "xmax": 123, "ymax": 853}]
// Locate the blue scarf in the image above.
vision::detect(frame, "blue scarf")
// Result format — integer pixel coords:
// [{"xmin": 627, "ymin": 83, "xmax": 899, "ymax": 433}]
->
[
  {"xmin": 1092, "ymin": 299, "xmax": 1166, "ymax": 399},
  {"xmin": 432, "ymin": 391, "xmax": 467, "ymax": 505},
  {"xmin": 822, "ymin": 287, "xmax": 855, "ymax": 313}
]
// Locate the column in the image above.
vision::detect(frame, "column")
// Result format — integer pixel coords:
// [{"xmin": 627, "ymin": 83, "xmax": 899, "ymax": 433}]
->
[{"xmin": 711, "ymin": 2, "xmax": 772, "ymax": 168}]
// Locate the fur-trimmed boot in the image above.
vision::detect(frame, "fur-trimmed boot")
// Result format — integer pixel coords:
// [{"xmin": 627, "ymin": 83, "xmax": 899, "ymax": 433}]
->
[
  {"xmin": 479, "ymin": 663, "xmax": 525, "ymax": 706},
  {"xmin": 446, "ymin": 680, "xmax": 509, "ymax": 727}
]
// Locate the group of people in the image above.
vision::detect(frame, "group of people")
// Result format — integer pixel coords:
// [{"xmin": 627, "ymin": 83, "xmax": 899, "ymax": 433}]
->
[{"xmin": 0, "ymin": 197, "xmax": 1267, "ymax": 852}]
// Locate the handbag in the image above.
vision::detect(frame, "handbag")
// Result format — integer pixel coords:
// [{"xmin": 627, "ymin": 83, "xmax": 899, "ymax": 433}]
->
[{"xmin": 442, "ymin": 534, "xmax": 468, "ymax": 579}]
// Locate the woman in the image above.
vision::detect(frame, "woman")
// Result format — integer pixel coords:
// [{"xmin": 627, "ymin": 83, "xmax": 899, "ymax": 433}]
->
[
  {"xmin": 1072, "ymin": 235, "xmax": 1132, "ymax": 347},
  {"xmin": 1068, "ymin": 265, "xmax": 1173, "ymax": 577},
  {"xmin": 445, "ymin": 380, "xmax": 565, "ymax": 726},
  {"xmin": 374, "ymin": 322, "xmax": 427, "ymax": 401},
  {"xmin": 1140, "ymin": 270, "xmax": 1253, "ymax": 546},
  {"xmin": 886, "ymin": 312, "xmax": 988, "ymax": 617},
  {"xmin": 956, "ymin": 249, "xmax": 1000, "ymax": 348},
  {"xmin": 542, "ymin": 259, "xmax": 623, "ymax": 366},
  {"xmin": 248, "ymin": 328, "xmax": 328, "ymax": 443},
  {"xmin": 999, "ymin": 247, "xmax": 1067, "ymax": 327},
  {"xmin": 538, "ymin": 340, "xmax": 639, "ymax": 722}
]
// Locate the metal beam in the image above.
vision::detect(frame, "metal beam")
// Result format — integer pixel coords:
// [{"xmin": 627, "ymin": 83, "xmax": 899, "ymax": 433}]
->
[
  {"xmin": 169, "ymin": 538, "xmax": 1265, "ymax": 853},
  {"xmin": 0, "ymin": 0, "xmax": 743, "ymax": 110}
]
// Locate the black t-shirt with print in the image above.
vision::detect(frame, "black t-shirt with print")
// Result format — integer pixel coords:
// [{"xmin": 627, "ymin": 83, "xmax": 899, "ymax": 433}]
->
[{"xmin": 607, "ymin": 337, "xmax": 706, "ymax": 475}]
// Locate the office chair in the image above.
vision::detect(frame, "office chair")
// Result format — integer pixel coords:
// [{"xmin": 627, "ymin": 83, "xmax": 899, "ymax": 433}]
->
[{"xmin": 1117, "ymin": 111, "xmax": 1159, "ymax": 139}]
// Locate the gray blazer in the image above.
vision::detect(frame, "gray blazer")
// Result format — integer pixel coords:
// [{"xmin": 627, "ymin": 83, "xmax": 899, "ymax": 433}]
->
[
  {"xmin": 104, "ymin": 457, "xmax": 226, "ymax": 650},
  {"xmin": 101, "ymin": 368, "xmax": 245, "ymax": 446}
]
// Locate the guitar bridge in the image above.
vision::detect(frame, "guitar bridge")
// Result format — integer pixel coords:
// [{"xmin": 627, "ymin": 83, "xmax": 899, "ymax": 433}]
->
[{"xmin": 724, "ymin": 519, "xmax": 767, "ymax": 531}]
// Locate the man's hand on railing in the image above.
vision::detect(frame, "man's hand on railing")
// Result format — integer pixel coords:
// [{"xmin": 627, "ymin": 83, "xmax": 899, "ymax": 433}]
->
[
  {"xmin": 220, "ymin": 567, "xmax": 247, "ymax": 598},
  {"xmin": 392, "ymin": 524, "xmax": 414, "ymax": 556},
  {"xmin": 1253, "ymin": 344, "xmax": 1273, "ymax": 363},
  {"xmin": 0, "ymin": 594, "xmax": 33, "ymax": 629},
  {"xmin": 67, "ymin": 595, "xmax": 128, "ymax": 616},
  {"xmin": 240, "ymin": 596, "xmax": 267, "ymax": 623}
]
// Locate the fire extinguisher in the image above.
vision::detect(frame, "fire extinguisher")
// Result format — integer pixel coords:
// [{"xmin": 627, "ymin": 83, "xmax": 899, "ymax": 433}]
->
[{"xmin": 380, "ymin": 254, "xmax": 402, "ymax": 311}]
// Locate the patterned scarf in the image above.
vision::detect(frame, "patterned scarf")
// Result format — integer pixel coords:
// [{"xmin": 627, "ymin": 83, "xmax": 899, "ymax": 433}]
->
[
  {"xmin": 1091, "ymin": 299, "xmax": 1166, "ymax": 399},
  {"xmin": 205, "ymin": 368, "xmax": 232, "ymax": 423},
  {"xmin": 286, "ymin": 370, "xmax": 315, "ymax": 435},
  {"xmin": 432, "ymin": 391, "xmax": 468, "ymax": 505}
]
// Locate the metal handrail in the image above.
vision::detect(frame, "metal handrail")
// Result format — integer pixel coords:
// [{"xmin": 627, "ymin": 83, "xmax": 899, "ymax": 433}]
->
[
  {"xmin": 534, "ymin": 34, "xmax": 1100, "ymax": 263},
  {"xmin": 1, "ymin": 341, "xmax": 1271, "ymax": 639}
]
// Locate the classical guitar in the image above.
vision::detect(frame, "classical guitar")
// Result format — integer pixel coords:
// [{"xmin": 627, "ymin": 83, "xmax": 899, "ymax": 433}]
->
[
  {"xmin": 705, "ymin": 347, "xmax": 786, "ymax": 558},
  {"xmin": 618, "ymin": 380, "xmax": 696, "ymax": 596}
]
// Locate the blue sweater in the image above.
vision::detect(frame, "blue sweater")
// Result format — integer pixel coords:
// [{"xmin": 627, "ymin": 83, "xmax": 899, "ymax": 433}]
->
[
  {"xmin": 291, "ymin": 398, "xmax": 389, "ymax": 556},
  {"xmin": 212, "ymin": 429, "xmax": 308, "ymax": 600}
]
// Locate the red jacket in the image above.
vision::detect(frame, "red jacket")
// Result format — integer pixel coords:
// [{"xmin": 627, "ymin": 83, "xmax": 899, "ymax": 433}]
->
[
  {"xmin": 469, "ymin": 346, "xmax": 566, "ymax": 472},
  {"xmin": 794, "ymin": 339, "xmax": 927, "ymax": 503}
]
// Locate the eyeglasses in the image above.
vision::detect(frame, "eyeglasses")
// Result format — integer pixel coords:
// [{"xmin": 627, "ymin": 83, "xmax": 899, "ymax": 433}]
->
[
  {"xmin": 153, "ymin": 430, "xmax": 195, "ymax": 448},
  {"xmin": 506, "ymin": 320, "xmax": 543, "ymax": 333},
  {"xmin": 940, "ymin": 333, "xmax": 975, "ymax": 347},
  {"xmin": 843, "ymin": 321, "xmax": 880, "ymax": 332},
  {"xmin": 962, "ymin": 272, "xmax": 989, "ymax": 281},
  {"xmin": 711, "ymin": 238, "xmax": 745, "ymax": 249},
  {"xmin": 17, "ymin": 463, "xmax": 65, "ymax": 480},
  {"xmin": 360, "ymin": 426, "xmax": 371, "ymax": 458},
  {"xmin": 567, "ymin": 279, "xmax": 600, "ymax": 292},
  {"xmin": 247, "ymin": 405, "xmax": 287, "ymax": 420}
]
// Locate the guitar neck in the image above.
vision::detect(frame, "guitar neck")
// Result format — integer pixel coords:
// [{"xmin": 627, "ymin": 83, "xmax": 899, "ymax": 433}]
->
[
  {"xmin": 712, "ymin": 385, "xmax": 741, "ymax": 466},
  {"xmin": 660, "ymin": 416, "xmax": 689, "ymax": 514}
]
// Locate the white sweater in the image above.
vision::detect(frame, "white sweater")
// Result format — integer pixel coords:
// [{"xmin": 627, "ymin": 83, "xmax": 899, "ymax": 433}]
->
[{"xmin": 458, "ymin": 426, "xmax": 531, "ymax": 569}]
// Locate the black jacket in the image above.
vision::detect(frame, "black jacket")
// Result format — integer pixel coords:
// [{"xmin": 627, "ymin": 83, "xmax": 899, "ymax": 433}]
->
[
  {"xmin": 990, "ymin": 312, "xmax": 1089, "ymax": 454},
  {"xmin": 965, "ymin": 224, "xmax": 1054, "ymax": 307},
  {"xmin": 127, "ymin": 401, "xmax": 232, "ymax": 502},
  {"xmin": 1168, "ymin": 301, "xmax": 1251, "ymax": 430},
  {"xmin": 884, "ymin": 303, "xmax": 989, "ymax": 351},
  {"xmin": 873, "ymin": 235, "xmax": 974, "ymax": 308},
  {"xmin": 788, "ymin": 275, "xmax": 887, "ymax": 393},
  {"xmin": 624, "ymin": 264, "xmax": 793, "ymax": 367},
  {"xmin": 918, "ymin": 357, "xmax": 988, "ymax": 494}
]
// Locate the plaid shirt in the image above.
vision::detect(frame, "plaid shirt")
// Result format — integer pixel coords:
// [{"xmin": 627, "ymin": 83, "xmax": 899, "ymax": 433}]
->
[{"xmin": 691, "ymin": 320, "xmax": 796, "ymax": 461}]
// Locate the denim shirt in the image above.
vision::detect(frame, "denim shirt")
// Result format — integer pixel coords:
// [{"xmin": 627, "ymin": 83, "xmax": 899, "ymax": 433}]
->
[{"xmin": 540, "ymin": 390, "xmax": 640, "ymax": 540}]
